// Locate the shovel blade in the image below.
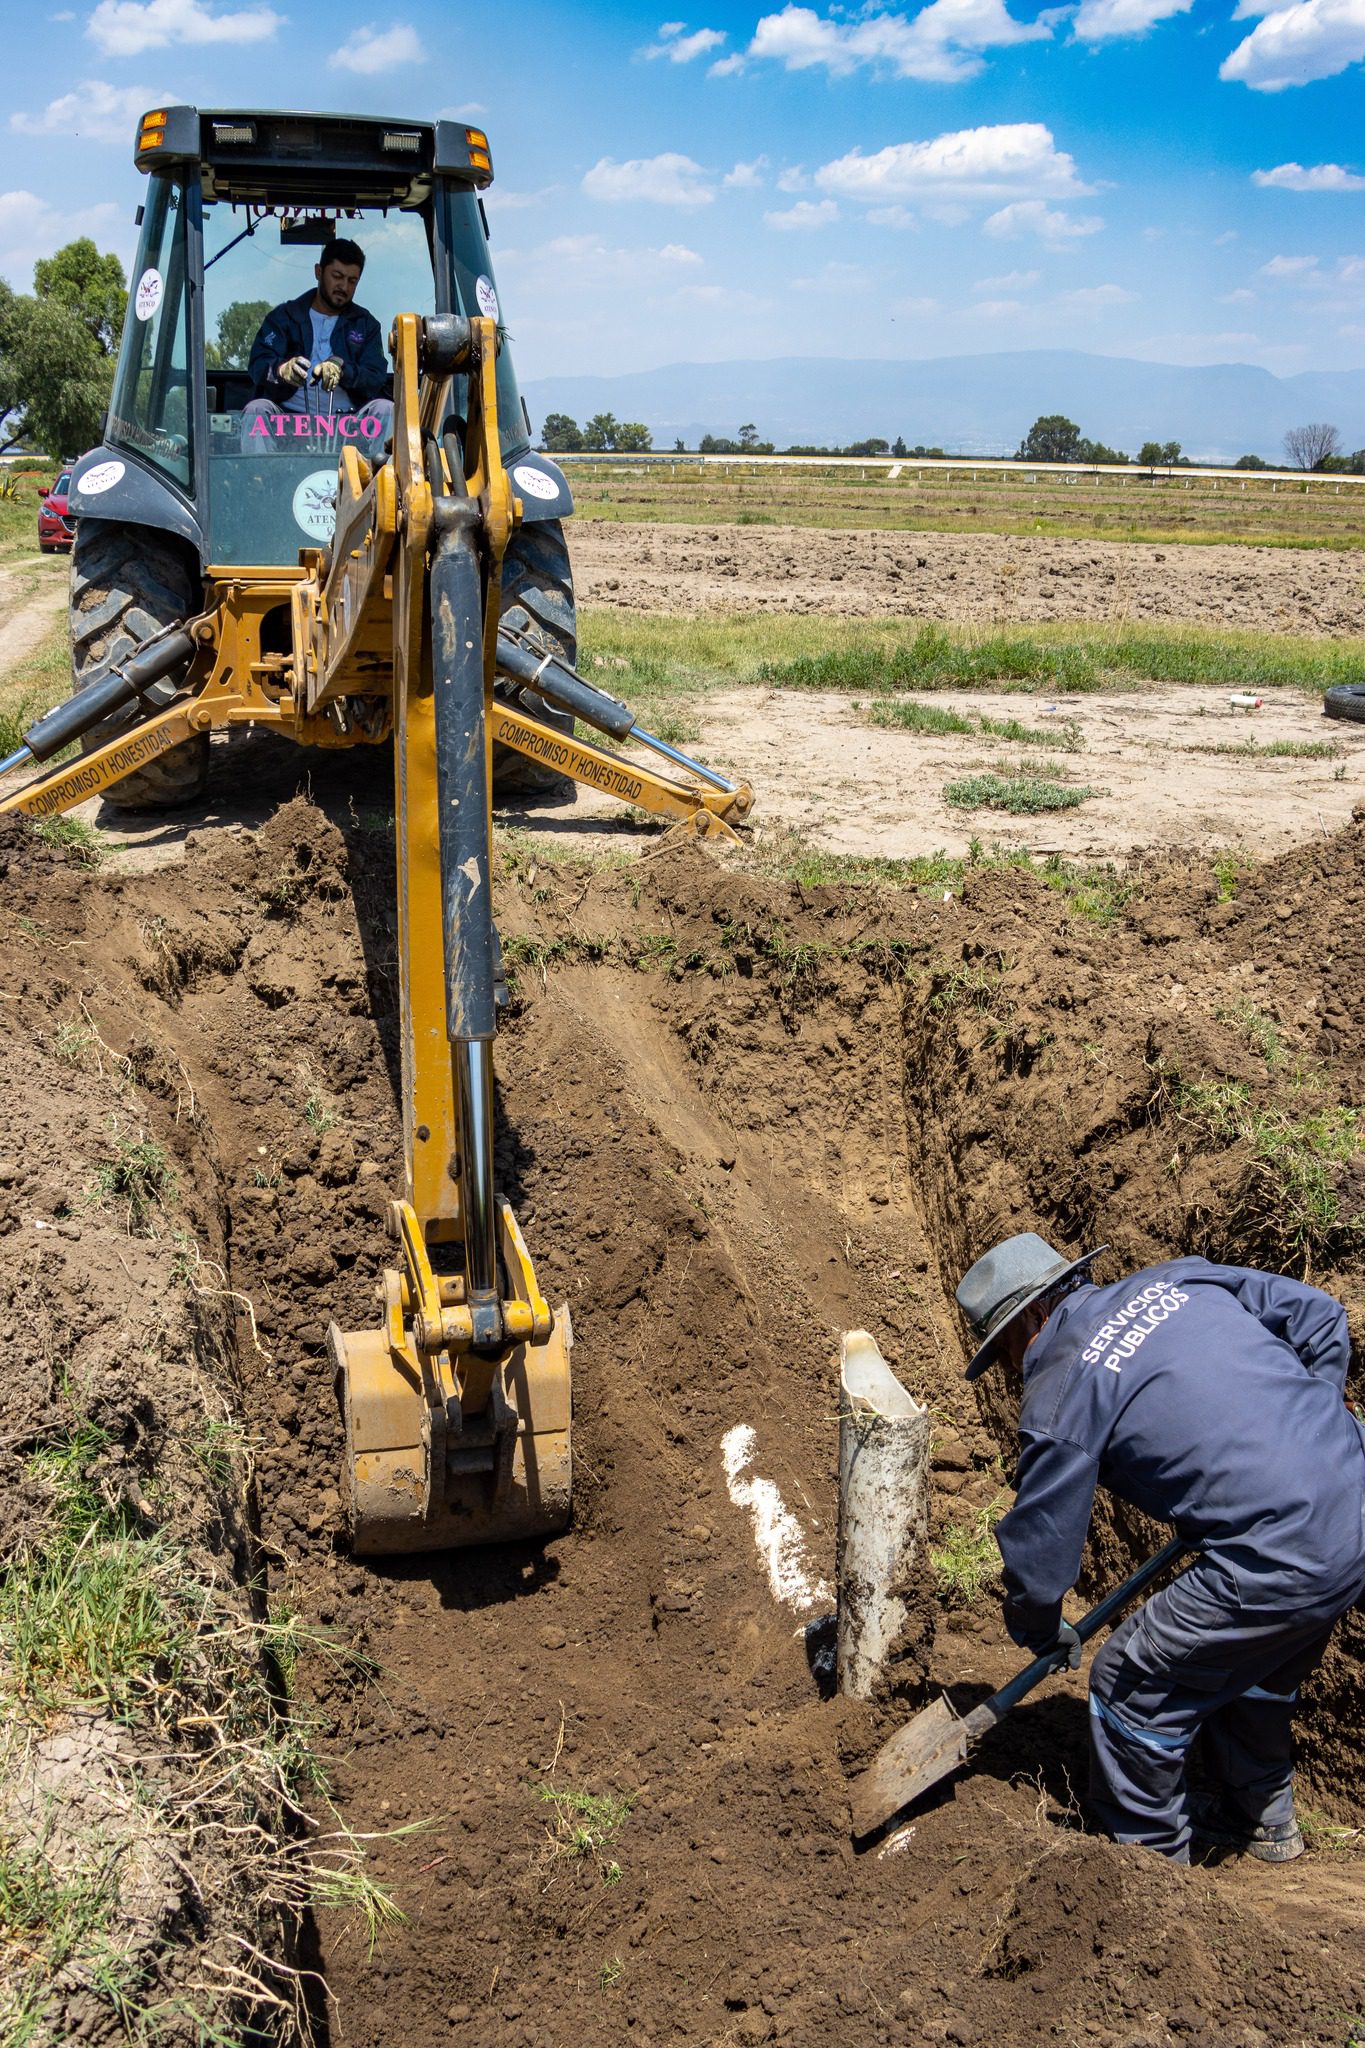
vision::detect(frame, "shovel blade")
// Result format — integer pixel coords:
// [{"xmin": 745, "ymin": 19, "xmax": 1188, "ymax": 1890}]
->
[{"xmin": 850, "ymin": 1693, "xmax": 974, "ymax": 1839}]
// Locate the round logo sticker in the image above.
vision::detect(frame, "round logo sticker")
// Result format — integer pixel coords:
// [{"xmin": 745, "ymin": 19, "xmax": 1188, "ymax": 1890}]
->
[
  {"xmin": 475, "ymin": 275, "xmax": 499, "ymax": 322},
  {"xmin": 292, "ymin": 468, "xmax": 339, "ymax": 541},
  {"xmin": 77, "ymin": 460, "xmax": 126, "ymax": 496},
  {"xmin": 134, "ymin": 268, "xmax": 163, "ymax": 321},
  {"xmin": 512, "ymin": 463, "xmax": 559, "ymax": 502}
]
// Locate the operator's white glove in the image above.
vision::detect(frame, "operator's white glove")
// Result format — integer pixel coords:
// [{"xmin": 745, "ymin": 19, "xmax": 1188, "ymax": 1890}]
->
[
  {"xmin": 314, "ymin": 356, "xmax": 345, "ymax": 392},
  {"xmin": 277, "ymin": 355, "xmax": 312, "ymax": 388}
]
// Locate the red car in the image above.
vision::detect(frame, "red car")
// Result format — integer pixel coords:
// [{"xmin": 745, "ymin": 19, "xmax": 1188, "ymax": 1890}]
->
[{"xmin": 37, "ymin": 471, "xmax": 74, "ymax": 553}]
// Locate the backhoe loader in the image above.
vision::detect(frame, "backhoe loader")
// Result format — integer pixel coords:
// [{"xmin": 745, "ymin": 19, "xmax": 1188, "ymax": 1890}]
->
[{"xmin": 0, "ymin": 107, "xmax": 753, "ymax": 1554}]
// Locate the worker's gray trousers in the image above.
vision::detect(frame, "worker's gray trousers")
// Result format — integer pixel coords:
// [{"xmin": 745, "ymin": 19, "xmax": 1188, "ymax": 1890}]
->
[{"xmin": 1087, "ymin": 1554, "xmax": 1362, "ymax": 1862}]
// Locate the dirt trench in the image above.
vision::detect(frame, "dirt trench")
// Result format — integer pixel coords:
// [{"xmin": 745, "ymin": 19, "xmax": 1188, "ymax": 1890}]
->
[{"xmin": 2, "ymin": 798, "xmax": 1364, "ymax": 2047}]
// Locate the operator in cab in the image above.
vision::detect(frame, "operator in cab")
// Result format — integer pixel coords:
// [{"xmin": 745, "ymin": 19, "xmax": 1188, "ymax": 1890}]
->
[
  {"xmin": 955, "ymin": 1233, "xmax": 1365, "ymax": 1866},
  {"xmin": 241, "ymin": 238, "xmax": 392, "ymax": 448}
]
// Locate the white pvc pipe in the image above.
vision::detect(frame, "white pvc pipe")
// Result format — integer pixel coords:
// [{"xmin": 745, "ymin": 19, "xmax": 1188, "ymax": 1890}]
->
[{"xmin": 836, "ymin": 1330, "xmax": 931, "ymax": 1700}]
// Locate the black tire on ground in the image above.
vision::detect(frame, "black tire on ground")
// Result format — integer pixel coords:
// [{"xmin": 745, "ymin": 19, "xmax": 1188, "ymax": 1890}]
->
[
  {"xmin": 1323, "ymin": 684, "xmax": 1365, "ymax": 725},
  {"xmin": 493, "ymin": 518, "xmax": 577, "ymax": 799},
  {"xmin": 70, "ymin": 523, "xmax": 208, "ymax": 808}
]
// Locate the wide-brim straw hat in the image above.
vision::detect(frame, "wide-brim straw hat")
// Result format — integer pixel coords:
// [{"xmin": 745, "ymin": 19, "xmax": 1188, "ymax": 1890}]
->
[{"xmin": 956, "ymin": 1231, "xmax": 1107, "ymax": 1380}]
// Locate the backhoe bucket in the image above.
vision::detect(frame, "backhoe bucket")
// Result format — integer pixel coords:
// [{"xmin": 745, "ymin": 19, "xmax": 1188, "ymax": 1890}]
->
[{"xmin": 333, "ymin": 1305, "xmax": 572, "ymax": 1556}]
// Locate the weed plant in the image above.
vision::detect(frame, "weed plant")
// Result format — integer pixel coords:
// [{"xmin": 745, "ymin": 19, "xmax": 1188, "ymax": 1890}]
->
[
  {"xmin": 943, "ymin": 770, "xmax": 1097, "ymax": 813},
  {"xmin": 868, "ymin": 698, "xmax": 974, "ymax": 736},
  {"xmin": 930, "ymin": 1496, "xmax": 1007, "ymax": 1602},
  {"xmin": 30, "ymin": 813, "xmax": 105, "ymax": 866}
]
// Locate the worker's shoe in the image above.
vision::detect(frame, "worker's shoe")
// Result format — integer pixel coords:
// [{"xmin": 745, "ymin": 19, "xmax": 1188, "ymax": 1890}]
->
[{"xmin": 1190, "ymin": 1792, "xmax": 1305, "ymax": 1863}]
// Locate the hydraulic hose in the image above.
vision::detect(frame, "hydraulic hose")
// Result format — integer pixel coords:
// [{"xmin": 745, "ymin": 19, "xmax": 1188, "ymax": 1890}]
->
[{"xmin": 0, "ymin": 626, "xmax": 195, "ymax": 774}]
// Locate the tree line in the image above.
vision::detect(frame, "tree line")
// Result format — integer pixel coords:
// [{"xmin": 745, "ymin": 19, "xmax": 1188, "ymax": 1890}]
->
[
  {"xmin": 0, "ymin": 239, "xmax": 127, "ymax": 460},
  {"xmin": 1019, "ymin": 413, "xmax": 1365, "ymax": 474},
  {"xmin": 539, "ymin": 414, "xmax": 947, "ymax": 459}
]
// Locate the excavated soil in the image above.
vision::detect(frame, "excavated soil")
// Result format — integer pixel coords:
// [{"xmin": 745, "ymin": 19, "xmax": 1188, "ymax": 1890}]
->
[
  {"xmin": 570, "ymin": 522, "xmax": 1365, "ymax": 634},
  {"xmin": 1, "ymin": 799, "xmax": 1363, "ymax": 2047}
]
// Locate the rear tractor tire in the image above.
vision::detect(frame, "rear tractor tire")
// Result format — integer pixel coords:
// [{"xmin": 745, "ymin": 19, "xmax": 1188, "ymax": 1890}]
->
[
  {"xmin": 493, "ymin": 518, "xmax": 577, "ymax": 800},
  {"xmin": 70, "ymin": 523, "xmax": 208, "ymax": 809}
]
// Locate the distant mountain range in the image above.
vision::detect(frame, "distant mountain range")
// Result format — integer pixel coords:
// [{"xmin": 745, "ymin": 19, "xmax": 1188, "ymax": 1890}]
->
[{"xmin": 520, "ymin": 350, "xmax": 1365, "ymax": 465}]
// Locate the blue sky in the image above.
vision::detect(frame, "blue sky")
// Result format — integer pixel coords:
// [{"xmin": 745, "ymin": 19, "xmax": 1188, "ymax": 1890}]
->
[{"xmin": 2, "ymin": 0, "xmax": 1363, "ymax": 382}]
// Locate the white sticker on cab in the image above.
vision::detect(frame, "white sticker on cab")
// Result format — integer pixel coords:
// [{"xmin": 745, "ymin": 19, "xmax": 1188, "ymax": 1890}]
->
[
  {"xmin": 134, "ymin": 268, "xmax": 162, "ymax": 321},
  {"xmin": 77, "ymin": 461, "xmax": 126, "ymax": 496},
  {"xmin": 475, "ymin": 275, "xmax": 499, "ymax": 321},
  {"xmin": 512, "ymin": 464, "xmax": 559, "ymax": 502}
]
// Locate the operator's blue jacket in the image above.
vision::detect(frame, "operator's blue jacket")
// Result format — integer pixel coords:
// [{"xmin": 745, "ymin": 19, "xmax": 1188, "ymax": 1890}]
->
[
  {"xmin": 996, "ymin": 1258, "xmax": 1365, "ymax": 1651},
  {"xmin": 248, "ymin": 292, "xmax": 389, "ymax": 408}
]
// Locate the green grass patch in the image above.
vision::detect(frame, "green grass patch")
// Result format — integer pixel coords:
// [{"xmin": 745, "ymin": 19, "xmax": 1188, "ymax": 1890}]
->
[
  {"xmin": 979, "ymin": 712, "xmax": 1084, "ymax": 751},
  {"xmin": 868, "ymin": 697, "xmax": 975, "ymax": 736},
  {"xmin": 30, "ymin": 813, "xmax": 105, "ymax": 866},
  {"xmin": 0, "ymin": 1414, "xmax": 402, "ymax": 2038},
  {"xmin": 930, "ymin": 1495, "xmax": 1006, "ymax": 1603},
  {"xmin": 943, "ymin": 770, "xmax": 1097, "ymax": 813},
  {"xmin": 91, "ymin": 1131, "xmax": 176, "ymax": 1231},
  {"xmin": 534, "ymin": 1780, "xmax": 635, "ymax": 1883},
  {"xmin": 579, "ymin": 610, "xmax": 1365, "ymax": 707},
  {"xmin": 1170, "ymin": 1073, "xmax": 1363, "ymax": 1263},
  {"xmin": 1190, "ymin": 737, "xmax": 1342, "ymax": 759}
]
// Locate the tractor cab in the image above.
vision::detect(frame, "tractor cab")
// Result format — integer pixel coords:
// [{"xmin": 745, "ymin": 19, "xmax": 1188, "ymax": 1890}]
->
[{"xmin": 91, "ymin": 106, "xmax": 567, "ymax": 570}]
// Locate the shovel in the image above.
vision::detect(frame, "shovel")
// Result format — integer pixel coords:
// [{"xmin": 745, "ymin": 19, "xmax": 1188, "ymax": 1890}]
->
[{"xmin": 850, "ymin": 1534, "xmax": 1189, "ymax": 1840}]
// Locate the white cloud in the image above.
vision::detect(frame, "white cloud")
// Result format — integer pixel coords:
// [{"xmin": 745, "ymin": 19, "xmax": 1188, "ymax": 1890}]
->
[
  {"xmin": 867, "ymin": 205, "xmax": 918, "ymax": 227},
  {"xmin": 973, "ymin": 298, "xmax": 1024, "ymax": 317},
  {"xmin": 11, "ymin": 80, "xmax": 164, "ymax": 144},
  {"xmin": 792, "ymin": 260, "xmax": 873, "ymax": 291},
  {"xmin": 1259, "ymin": 251, "xmax": 1320, "ymax": 276},
  {"xmin": 983, "ymin": 199, "xmax": 1103, "ymax": 241},
  {"xmin": 764, "ymin": 198, "xmax": 839, "ymax": 229},
  {"xmin": 644, "ymin": 22, "xmax": 725, "ymax": 59},
  {"xmin": 1072, "ymin": 0, "xmax": 1193, "ymax": 38},
  {"xmin": 1252, "ymin": 160, "xmax": 1365, "ymax": 189},
  {"xmin": 891, "ymin": 294, "xmax": 940, "ymax": 316},
  {"xmin": 724, "ymin": 157, "xmax": 769, "ymax": 188},
  {"xmin": 1214, "ymin": 229, "xmax": 1239, "ymax": 244},
  {"xmin": 709, "ymin": 50, "xmax": 746, "ymax": 71},
  {"xmin": 1221, "ymin": 286, "xmax": 1257, "ymax": 301},
  {"xmin": 330, "ymin": 23, "xmax": 424, "ymax": 72},
  {"xmin": 87, "ymin": 0, "xmax": 280, "ymax": 54},
  {"xmin": 816, "ymin": 124, "xmax": 1090, "ymax": 203},
  {"xmin": 1221, "ymin": 0, "xmax": 1365, "ymax": 90},
  {"xmin": 583, "ymin": 153, "xmax": 715, "ymax": 206},
  {"xmin": 742, "ymin": 0, "xmax": 1052, "ymax": 83},
  {"xmin": 658, "ymin": 242, "xmax": 705, "ymax": 263},
  {"xmin": 776, "ymin": 166, "xmax": 809, "ymax": 192},
  {"xmin": 500, "ymin": 235, "xmax": 707, "ymax": 289},
  {"xmin": 0, "ymin": 191, "xmax": 124, "ymax": 286},
  {"xmin": 974, "ymin": 267, "xmax": 1040, "ymax": 290},
  {"xmin": 1062, "ymin": 282, "xmax": 1137, "ymax": 307}
]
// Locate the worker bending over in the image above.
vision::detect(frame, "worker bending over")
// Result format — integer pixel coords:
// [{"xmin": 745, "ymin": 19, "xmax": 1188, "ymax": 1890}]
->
[{"xmin": 956, "ymin": 1234, "xmax": 1365, "ymax": 1863}]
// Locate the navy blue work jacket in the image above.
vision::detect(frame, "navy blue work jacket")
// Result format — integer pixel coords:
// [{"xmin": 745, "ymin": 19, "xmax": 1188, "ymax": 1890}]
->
[
  {"xmin": 996, "ymin": 1258, "xmax": 1365, "ymax": 1650},
  {"xmin": 248, "ymin": 292, "xmax": 389, "ymax": 407}
]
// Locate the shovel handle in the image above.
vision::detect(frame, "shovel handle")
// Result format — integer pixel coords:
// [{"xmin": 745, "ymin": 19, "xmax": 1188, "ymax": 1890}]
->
[{"xmin": 980, "ymin": 1535, "xmax": 1190, "ymax": 1725}]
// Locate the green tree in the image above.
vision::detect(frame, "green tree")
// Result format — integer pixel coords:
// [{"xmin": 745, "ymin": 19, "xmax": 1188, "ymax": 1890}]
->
[
  {"xmin": 738, "ymin": 421, "xmax": 759, "ymax": 451},
  {"xmin": 33, "ymin": 237, "xmax": 126, "ymax": 355},
  {"xmin": 0, "ymin": 240, "xmax": 128, "ymax": 458},
  {"xmin": 4, "ymin": 293, "xmax": 112, "ymax": 458},
  {"xmin": 699, "ymin": 433, "xmax": 739, "ymax": 454},
  {"xmin": 1161, "ymin": 440, "xmax": 1183, "ymax": 466},
  {"xmin": 540, "ymin": 411, "xmax": 583, "ymax": 453},
  {"xmin": 214, "ymin": 298, "xmax": 270, "ymax": 370},
  {"xmin": 1017, "ymin": 414, "xmax": 1083, "ymax": 463},
  {"xmin": 614, "ymin": 420, "xmax": 652, "ymax": 451},
  {"xmin": 1080, "ymin": 439, "xmax": 1127, "ymax": 465},
  {"xmin": 892, "ymin": 436, "xmax": 908, "ymax": 457},
  {"xmin": 847, "ymin": 436, "xmax": 890, "ymax": 456},
  {"xmin": 1138, "ymin": 441, "xmax": 1164, "ymax": 466},
  {"xmin": 1234, "ymin": 453, "xmax": 1268, "ymax": 470},
  {"xmin": 583, "ymin": 411, "xmax": 618, "ymax": 452},
  {"xmin": 673, "ymin": 436, "xmax": 685, "ymax": 452}
]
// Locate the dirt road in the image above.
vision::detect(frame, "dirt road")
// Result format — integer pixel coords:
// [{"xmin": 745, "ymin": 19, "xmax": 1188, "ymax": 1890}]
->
[{"xmin": 571, "ymin": 521, "xmax": 1365, "ymax": 634}]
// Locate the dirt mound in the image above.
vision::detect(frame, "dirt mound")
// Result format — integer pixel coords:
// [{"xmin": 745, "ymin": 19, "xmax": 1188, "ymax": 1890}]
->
[
  {"xmin": 570, "ymin": 521, "xmax": 1365, "ymax": 633},
  {"xmin": 1, "ymin": 802, "xmax": 1361, "ymax": 2045}
]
